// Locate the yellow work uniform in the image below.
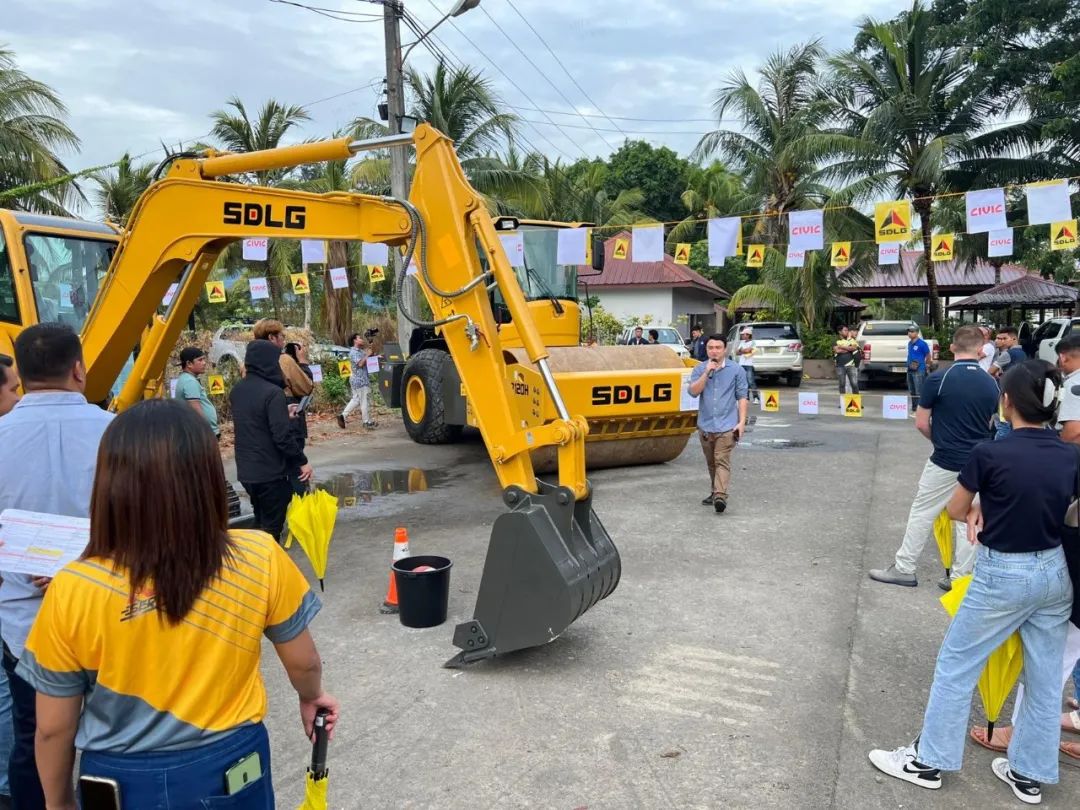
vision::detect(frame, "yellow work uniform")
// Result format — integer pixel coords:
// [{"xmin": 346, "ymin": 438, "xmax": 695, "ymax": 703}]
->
[
  {"xmin": 836, "ymin": 337, "xmax": 859, "ymax": 366},
  {"xmin": 17, "ymin": 529, "xmax": 320, "ymax": 753}
]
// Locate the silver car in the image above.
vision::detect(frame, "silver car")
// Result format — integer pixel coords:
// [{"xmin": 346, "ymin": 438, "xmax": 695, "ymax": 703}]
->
[{"xmin": 726, "ymin": 321, "xmax": 803, "ymax": 387}]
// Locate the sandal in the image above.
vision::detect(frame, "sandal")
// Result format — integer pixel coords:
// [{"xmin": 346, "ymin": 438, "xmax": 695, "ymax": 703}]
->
[
  {"xmin": 970, "ymin": 726, "xmax": 1012, "ymax": 752},
  {"xmin": 1064, "ymin": 710, "xmax": 1080, "ymax": 735},
  {"xmin": 1061, "ymin": 741, "xmax": 1080, "ymax": 761},
  {"xmin": 1068, "ymin": 698, "xmax": 1079, "ymax": 711}
]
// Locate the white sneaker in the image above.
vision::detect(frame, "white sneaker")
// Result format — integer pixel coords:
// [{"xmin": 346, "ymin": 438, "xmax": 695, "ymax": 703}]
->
[
  {"xmin": 868, "ymin": 741, "xmax": 942, "ymax": 789},
  {"xmin": 991, "ymin": 758, "xmax": 1041, "ymax": 804}
]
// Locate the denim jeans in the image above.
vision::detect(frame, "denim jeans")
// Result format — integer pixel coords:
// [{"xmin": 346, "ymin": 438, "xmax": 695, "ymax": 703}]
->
[
  {"xmin": 1074, "ymin": 658, "xmax": 1080, "ymax": 701},
  {"xmin": 837, "ymin": 365, "xmax": 858, "ymax": 394},
  {"xmin": 0, "ymin": 627, "xmax": 11, "ymax": 798},
  {"xmin": 741, "ymin": 366, "xmax": 756, "ymax": 397},
  {"xmin": 917, "ymin": 546, "xmax": 1073, "ymax": 783},
  {"xmin": 907, "ymin": 368, "xmax": 927, "ymax": 409},
  {"xmin": 79, "ymin": 722, "xmax": 273, "ymax": 809},
  {"xmin": 2, "ymin": 645, "xmax": 43, "ymax": 809}
]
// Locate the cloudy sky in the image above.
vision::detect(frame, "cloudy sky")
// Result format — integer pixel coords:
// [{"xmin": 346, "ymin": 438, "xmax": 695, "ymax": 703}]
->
[{"xmin": 7, "ymin": 0, "xmax": 900, "ymax": 185}]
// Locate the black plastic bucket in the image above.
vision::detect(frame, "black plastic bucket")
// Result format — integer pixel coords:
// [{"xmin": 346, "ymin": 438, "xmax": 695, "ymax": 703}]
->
[{"xmin": 391, "ymin": 555, "xmax": 452, "ymax": 628}]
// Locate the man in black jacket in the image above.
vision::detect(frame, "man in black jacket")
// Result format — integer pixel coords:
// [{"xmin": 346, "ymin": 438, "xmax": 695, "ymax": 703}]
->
[{"xmin": 230, "ymin": 339, "xmax": 313, "ymax": 542}]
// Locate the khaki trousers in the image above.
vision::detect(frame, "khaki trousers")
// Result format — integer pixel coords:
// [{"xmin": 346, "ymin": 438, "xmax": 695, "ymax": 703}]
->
[{"xmin": 699, "ymin": 430, "xmax": 736, "ymax": 500}]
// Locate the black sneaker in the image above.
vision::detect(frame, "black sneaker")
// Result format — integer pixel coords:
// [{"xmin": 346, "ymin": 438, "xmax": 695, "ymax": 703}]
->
[
  {"xmin": 701, "ymin": 494, "xmax": 715, "ymax": 506},
  {"xmin": 714, "ymin": 498, "xmax": 727, "ymax": 514},
  {"xmin": 992, "ymin": 758, "xmax": 1041, "ymax": 804},
  {"xmin": 336, "ymin": 414, "xmax": 346, "ymax": 429},
  {"xmin": 868, "ymin": 741, "xmax": 941, "ymax": 789}
]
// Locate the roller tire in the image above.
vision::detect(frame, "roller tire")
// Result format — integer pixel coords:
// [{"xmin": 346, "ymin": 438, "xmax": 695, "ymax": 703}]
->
[{"xmin": 401, "ymin": 349, "xmax": 463, "ymax": 445}]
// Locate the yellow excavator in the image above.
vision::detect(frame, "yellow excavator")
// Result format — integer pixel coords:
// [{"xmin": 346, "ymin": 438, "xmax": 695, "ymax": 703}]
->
[{"xmin": 0, "ymin": 124, "xmax": 692, "ymax": 664}]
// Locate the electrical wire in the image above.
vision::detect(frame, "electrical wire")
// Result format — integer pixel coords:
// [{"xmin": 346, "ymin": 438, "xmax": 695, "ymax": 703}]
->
[{"xmin": 267, "ymin": 0, "xmax": 383, "ymax": 22}]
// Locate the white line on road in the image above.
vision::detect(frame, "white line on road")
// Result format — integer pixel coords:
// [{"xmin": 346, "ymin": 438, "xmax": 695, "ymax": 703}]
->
[
  {"xmin": 665, "ymin": 645, "xmax": 783, "ymax": 669},
  {"xmin": 617, "ymin": 696, "xmax": 748, "ymax": 727},
  {"xmin": 624, "ymin": 680, "xmax": 765, "ymax": 714}
]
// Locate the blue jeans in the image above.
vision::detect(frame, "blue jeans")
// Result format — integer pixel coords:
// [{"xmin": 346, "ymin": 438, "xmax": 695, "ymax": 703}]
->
[
  {"xmin": 1074, "ymin": 659, "xmax": 1080, "ymax": 702},
  {"xmin": 3, "ymin": 645, "xmax": 44, "ymax": 809},
  {"xmin": 907, "ymin": 369, "xmax": 927, "ymax": 409},
  {"xmin": 0, "ymin": 656, "xmax": 11, "ymax": 797},
  {"xmin": 742, "ymin": 366, "xmax": 756, "ymax": 397},
  {"xmin": 79, "ymin": 723, "xmax": 274, "ymax": 809},
  {"xmin": 917, "ymin": 546, "xmax": 1073, "ymax": 783}
]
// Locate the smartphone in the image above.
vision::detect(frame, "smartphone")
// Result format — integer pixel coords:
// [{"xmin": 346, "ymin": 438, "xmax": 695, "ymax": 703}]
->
[
  {"xmin": 225, "ymin": 752, "xmax": 263, "ymax": 796},
  {"xmin": 79, "ymin": 775, "xmax": 121, "ymax": 810},
  {"xmin": 296, "ymin": 394, "xmax": 313, "ymax": 414}
]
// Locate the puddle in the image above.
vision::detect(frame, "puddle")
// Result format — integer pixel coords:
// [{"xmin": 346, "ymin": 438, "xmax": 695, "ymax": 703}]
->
[
  {"xmin": 315, "ymin": 468, "xmax": 451, "ymax": 507},
  {"xmin": 746, "ymin": 438, "xmax": 824, "ymax": 449}
]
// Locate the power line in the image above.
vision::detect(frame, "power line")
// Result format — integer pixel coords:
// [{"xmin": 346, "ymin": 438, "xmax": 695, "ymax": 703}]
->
[
  {"xmin": 267, "ymin": 0, "xmax": 383, "ymax": 22},
  {"xmin": 517, "ymin": 118, "xmax": 705, "ymax": 136},
  {"xmin": 476, "ymin": 4, "xmax": 617, "ymax": 152},
  {"xmin": 506, "ymin": 104, "xmax": 719, "ymax": 124},
  {"xmin": 502, "ymin": 0, "xmax": 629, "ymax": 139}
]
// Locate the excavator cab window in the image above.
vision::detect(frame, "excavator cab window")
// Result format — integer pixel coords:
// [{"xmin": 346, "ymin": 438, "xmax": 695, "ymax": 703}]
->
[
  {"xmin": 0, "ymin": 230, "xmax": 18, "ymax": 324},
  {"xmin": 23, "ymin": 234, "xmax": 114, "ymax": 331},
  {"xmin": 489, "ymin": 227, "xmax": 578, "ymax": 323}
]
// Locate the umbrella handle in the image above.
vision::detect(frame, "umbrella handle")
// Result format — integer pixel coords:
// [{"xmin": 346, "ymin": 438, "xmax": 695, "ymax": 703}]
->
[{"xmin": 311, "ymin": 708, "xmax": 330, "ymax": 778}]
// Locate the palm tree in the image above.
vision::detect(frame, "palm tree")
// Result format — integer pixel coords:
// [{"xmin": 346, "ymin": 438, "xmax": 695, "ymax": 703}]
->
[
  {"xmin": 517, "ymin": 158, "xmax": 645, "ymax": 226},
  {"xmin": 667, "ymin": 162, "xmax": 748, "ymax": 247},
  {"xmin": 817, "ymin": 1, "xmax": 1035, "ymax": 327},
  {"xmin": 693, "ymin": 41, "xmax": 833, "ymax": 244},
  {"xmin": 0, "ymin": 46, "xmax": 81, "ymax": 214},
  {"xmin": 92, "ymin": 154, "xmax": 154, "ymax": 225}
]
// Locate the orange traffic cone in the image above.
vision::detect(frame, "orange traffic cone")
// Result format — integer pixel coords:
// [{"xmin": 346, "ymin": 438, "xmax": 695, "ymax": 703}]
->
[{"xmin": 379, "ymin": 527, "xmax": 410, "ymax": 614}]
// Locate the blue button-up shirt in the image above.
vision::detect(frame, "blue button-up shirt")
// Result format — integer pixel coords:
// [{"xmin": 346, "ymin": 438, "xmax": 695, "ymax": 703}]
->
[
  {"xmin": 0, "ymin": 392, "xmax": 113, "ymax": 658},
  {"xmin": 689, "ymin": 359, "xmax": 748, "ymax": 433}
]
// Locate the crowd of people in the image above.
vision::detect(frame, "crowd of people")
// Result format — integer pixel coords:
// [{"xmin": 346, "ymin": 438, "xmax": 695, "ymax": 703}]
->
[{"xmin": 0, "ymin": 322, "xmax": 339, "ymax": 809}]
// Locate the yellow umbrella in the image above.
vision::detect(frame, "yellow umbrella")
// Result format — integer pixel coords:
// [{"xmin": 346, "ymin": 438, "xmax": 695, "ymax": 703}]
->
[
  {"xmin": 940, "ymin": 575, "xmax": 1024, "ymax": 738},
  {"xmin": 297, "ymin": 772, "xmax": 327, "ymax": 810},
  {"xmin": 296, "ymin": 708, "xmax": 331, "ymax": 810},
  {"xmin": 285, "ymin": 490, "xmax": 338, "ymax": 591},
  {"xmin": 933, "ymin": 509, "xmax": 953, "ymax": 577}
]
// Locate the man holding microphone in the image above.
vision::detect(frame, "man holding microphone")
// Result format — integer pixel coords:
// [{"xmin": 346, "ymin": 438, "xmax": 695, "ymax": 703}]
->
[{"xmin": 688, "ymin": 333, "xmax": 749, "ymax": 514}]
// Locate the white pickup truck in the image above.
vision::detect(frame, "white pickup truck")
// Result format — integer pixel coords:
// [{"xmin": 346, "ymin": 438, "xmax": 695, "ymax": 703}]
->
[{"xmin": 855, "ymin": 320, "xmax": 939, "ymax": 383}]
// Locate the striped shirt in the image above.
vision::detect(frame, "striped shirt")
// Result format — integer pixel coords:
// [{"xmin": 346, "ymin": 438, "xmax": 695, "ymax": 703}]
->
[{"xmin": 18, "ymin": 530, "xmax": 320, "ymax": 753}]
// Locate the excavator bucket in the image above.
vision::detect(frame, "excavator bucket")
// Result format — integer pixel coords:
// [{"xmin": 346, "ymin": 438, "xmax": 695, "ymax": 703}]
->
[{"xmin": 445, "ymin": 480, "xmax": 620, "ymax": 667}]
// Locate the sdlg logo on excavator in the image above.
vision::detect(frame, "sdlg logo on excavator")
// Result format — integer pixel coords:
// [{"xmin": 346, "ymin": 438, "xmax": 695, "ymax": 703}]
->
[
  {"xmin": 223, "ymin": 202, "xmax": 306, "ymax": 229},
  {"xmin": 591, "ymin": 383, "xmax": 673, "ymax": 406}
]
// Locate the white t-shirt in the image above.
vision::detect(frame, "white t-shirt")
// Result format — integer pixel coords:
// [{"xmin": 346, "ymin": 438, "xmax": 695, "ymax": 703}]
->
[
  {"xmin": 1057, "ymin": 368, "xmax": 1080, "ymax": 430},
  {"xmin": 737, "ymin": 340, "xmax": 755, "ymax": 367},
  {"xmin": 978, "ymin": 342, "xmax": 995, "ymax": 372}
]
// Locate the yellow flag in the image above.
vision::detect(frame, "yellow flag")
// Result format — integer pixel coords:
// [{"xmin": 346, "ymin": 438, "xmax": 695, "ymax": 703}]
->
[
  {"xmin": 931, "ymin": 234, "xmax": 955, "ymax": 261},
  {"xmin": 338, "ymin": 359, "xmax": 351, "ymax": 378},
  {"xmin": 831, "ymin": 242, "xmax": 852, "ymax": 268},
  {"xmin": 368, "ymin": 265, "xmax": 386, "ymax": 282},
  {"xmin": 584, "ymin": 230, "xmax": 593, "ymax": 265},
  {"xmin": 875, "ymin": 201, "xmax": 912, "ymax": 243},
  {"xmin": 205, "ymin": 281, "xmax": 226, "ymax": 304},
  {"xmin": 207, "ymin": 375, "xmax": 225, "ymax": 396},
  {"xmin": 290, "ymin": 272, "xmax": 310, "ymax": 294},
  {"xmin": 1051, "ymin": 220, "xmax": 1078, "ymax": 251},
  {"xmin": 612, "ymin": 238, "xmax": 629, "ymax": 260},
  {"xmin": 761, "ymin": 390, "xmax": 780, "ymax": 412},
  {"xmin": 674, "ymin": 243, "xmax": 691, "ymax": 265},
  {"xmin": 746, "ymin": 244, "xmax": 765, "ymax": 268},
  {"xmin": 843, "ymin": 394, "xmax": 863, "ymax": 417},
  {"xmin": 343, "ymin": 496, "xmax": 357, "ymax": 507}
]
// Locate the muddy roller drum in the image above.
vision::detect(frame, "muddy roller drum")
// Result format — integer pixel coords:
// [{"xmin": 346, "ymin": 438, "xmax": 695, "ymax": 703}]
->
[{"xmin": 508, "ymin": 345, "xmax": 696, "ymax": 473}]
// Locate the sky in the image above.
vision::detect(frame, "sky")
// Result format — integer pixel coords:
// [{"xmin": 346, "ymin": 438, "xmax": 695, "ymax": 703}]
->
[{"xmin": 6, "ymin": 0, "xmax": 901, "ymax": 189}]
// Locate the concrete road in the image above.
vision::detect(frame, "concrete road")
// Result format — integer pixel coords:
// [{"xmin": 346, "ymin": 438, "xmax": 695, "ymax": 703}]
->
[{"xmin": 241, "ymin": 397, "xmax": 1079, "ymax": 808}]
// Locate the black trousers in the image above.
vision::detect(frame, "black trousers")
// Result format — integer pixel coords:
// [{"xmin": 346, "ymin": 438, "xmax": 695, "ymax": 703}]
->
[
  {"xmin": 3, "ymin": 645, "xmax": 44, "ymax": 810},
  {"xmin": 242, "ymin": 478, "xmax": 293, "ymax": 543}
]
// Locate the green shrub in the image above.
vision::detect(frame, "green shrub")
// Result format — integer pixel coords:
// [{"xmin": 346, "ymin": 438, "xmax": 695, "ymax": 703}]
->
[
  {"xmin": 317, "ymin": 365, "xmax": 350, "ymax": 408},
  {"xmin": 801, "ymin": 328, "xmax": 839, "ymax": 360}
]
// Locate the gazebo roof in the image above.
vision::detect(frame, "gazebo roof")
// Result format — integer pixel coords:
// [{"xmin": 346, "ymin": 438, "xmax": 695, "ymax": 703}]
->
[
  {"xmin": 843, "ymin": 252, "xmax": 1027, "ymax": 296},
  {"xmin": 947, "ymin": 274, "xmax": 1079, "ymax": 310}
]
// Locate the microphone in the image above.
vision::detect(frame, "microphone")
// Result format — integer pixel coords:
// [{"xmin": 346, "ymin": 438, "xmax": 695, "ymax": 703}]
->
[{"xmin": 708, "ymin": 367, "xmax": 716, "ymax": 379}]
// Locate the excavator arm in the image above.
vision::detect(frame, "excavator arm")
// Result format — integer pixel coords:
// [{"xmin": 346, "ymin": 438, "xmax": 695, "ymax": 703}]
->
[{"xmin": 80, "ymin": 124, "xmax": 618, "ymax": 665}]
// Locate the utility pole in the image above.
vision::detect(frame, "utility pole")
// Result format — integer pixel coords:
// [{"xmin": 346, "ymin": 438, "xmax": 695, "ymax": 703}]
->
[{"xmin": 383, "ymin": 0, "xmax": 414, "ymax": 350}]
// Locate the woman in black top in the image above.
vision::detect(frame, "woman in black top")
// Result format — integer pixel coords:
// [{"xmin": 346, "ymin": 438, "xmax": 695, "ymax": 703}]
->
[
  {"xmin": 284, "ymin": 342, "xmax": 314, "ymax": 495},
  {"xmin": 869, "ymin": 360, "xmax": 1076, "ymax": 804}
]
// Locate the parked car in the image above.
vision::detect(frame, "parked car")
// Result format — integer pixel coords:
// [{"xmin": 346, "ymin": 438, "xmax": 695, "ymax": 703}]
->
[
  {"xmin": 854, "ymin": 320, "xmax": 939, "ymax": 383},
  {"xmin": 616, "ymin": 325, "xmax": 691, "ymax": 359},
  {"xmin": 208, "ymin": 323, "xmax": 349, "ymax": 374},
  {"xmin": 725, "ymin": 321, "xmax": 803, "ymax": 387},
  {"xmin": 1031, "ymin": 317, "xmax": 1078, "ymax": 363}
]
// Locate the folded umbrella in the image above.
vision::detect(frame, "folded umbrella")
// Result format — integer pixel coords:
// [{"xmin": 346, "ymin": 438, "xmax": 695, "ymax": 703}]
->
[
  {"xmin": 933, "ymin": 509, "xmax": 953, "ymax": 578},
  {"xmin": 285, "ymin": 490, "xmax": 338, "ymax": 591},
  {"xmin": 296, "ymin": 708, "xmax": 330, "ymax": 810},
  {"xmin": 940, "ymin": 575, "xmax": 1024, "ymax": 739}
]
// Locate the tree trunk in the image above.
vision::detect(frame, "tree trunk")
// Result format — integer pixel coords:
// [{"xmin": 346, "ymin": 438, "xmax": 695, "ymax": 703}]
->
[
  {"xmin": 914, "ymin": 198, "xmax": 942, "ymax": 329},
  {"xmin": 323, "ymin": 241, "xmax": 353, "ymax": 345},
  {"xmin": 991, "ymin": 257, "xmax": 1004, "ymax": 286}
]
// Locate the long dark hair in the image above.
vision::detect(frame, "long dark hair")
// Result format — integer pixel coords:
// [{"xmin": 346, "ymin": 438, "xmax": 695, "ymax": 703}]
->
[
  {"xmin": 85, "ymin": 399, "xmax": 232, "ymax": 624},
  {"xmin": 1002, "ymin": 359, "xmax": 1062, "ymax": 425}
]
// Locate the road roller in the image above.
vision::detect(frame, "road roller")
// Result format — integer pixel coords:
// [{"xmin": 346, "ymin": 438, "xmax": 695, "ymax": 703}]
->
[{"xmin": 380, "ymin": 219, "xmax": 700, "ymax": 472}]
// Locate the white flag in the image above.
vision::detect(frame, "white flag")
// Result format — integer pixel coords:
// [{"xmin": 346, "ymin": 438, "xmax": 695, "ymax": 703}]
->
[
  {"xmin": 169, "ymin": 378, "xmax": 179, "ymax": 398},
  {"xmin": 707, "ymin": 217, "xmax": 740, "ymax": 266},
  {"xmin": 883, "ymin": 395, "xmax": 909, "ymax": 420},
  {"xmin": 162, "ymin": 282, "xmax": 179, "ymax": 307},
  {"xmin": 248, "ymin": 277, "xmax": 269, "ymax": 300},
  {"xmin": 786, "ymin": 247, "xmax": 805, "ymax": 268},
  {"xmin": 406, "ymin": 259, "xmax": 419, "ymax": 277},
  {"xmin": 301, "ymin": 240, "xmax": 326, "ymax": 264},
  {"xmin": 1025, "ymin": 180, "xmax": 1072, "ymax": 225},
  {"xmin": 987, "ymin": 228, "xmax": 1014, "ymax": 258},
  {"xmin": 965, "ymin": 188, "xmax": 1007, "ymax": 233},
  {"xmin": 328, "ymin": 267, "xmax": 349, "ymax": 290},
  {"xmin": 878, "ymin": 243, "xmax": 900, "ymax": 265},
  {"xmin": 365, "ymin": 355, "xmax": 380, "ymax": 374},
  {"xmin": 556, "ymin": 228, "xmax": 588, "ymax": 265},
  {"xmin": 309, "ymin": 364, "xmax": 323, "ymax": 383},
  {"xmin": 798, "ymin": 392, "xmax": 819, "ymax": 415},
  {"xmin": 361, "ymin": 242, "xmax": 389, "ymax": 267},
  {"xmin": 242, "ymin": 238, "xmax": 268, "ymax": 261},
  {"xmin": 632, "ymin": 224, "xmax": 664, "ymax": 263},
  {"xmin": 788, "ymin": 209, "xmax": 824, "ymax": 251},
  {"xmin": 498, "ymin": 233, "xmax": 525, "ymax": 267}
]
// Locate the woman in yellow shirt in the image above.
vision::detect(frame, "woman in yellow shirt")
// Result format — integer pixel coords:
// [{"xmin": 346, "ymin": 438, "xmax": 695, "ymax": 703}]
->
[{"xmin": 19, "ymin": 399, "xmax": 339, "ymax": 809}]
